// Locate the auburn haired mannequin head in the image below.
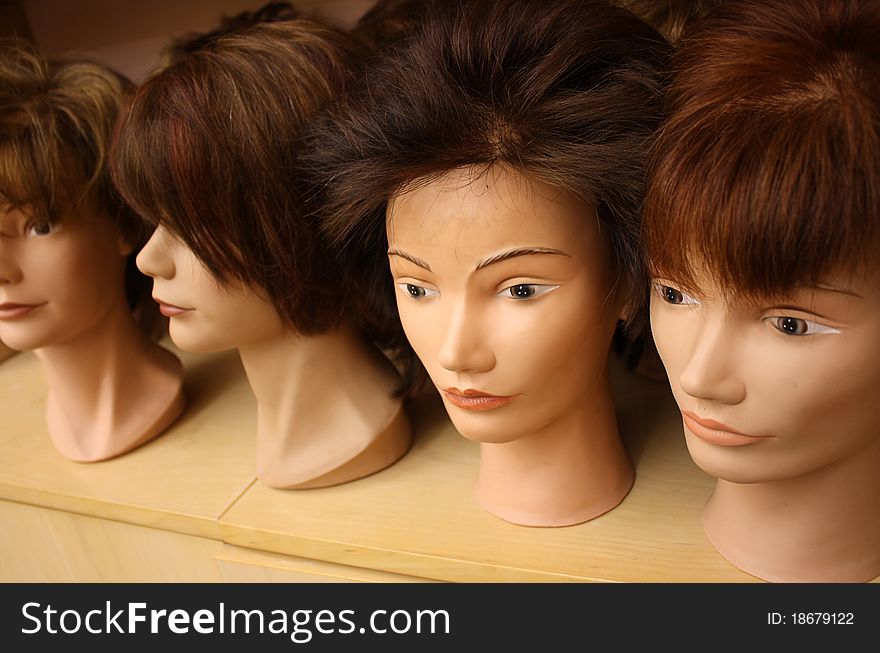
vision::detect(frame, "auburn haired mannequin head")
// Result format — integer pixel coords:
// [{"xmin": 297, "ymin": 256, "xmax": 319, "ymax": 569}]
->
[
  {"xmin": 301, "ymin": 0, "xmax": 670, "ymax": 525},
  {"xmin": 111, "ymin": 20, "xmax": 411, "ymax": 489},
  {"xmin": 644, "ymin": 0, "xmax": 880, "ymax": 581},
  {"xmin": 0, "ymin": 39, "xmax": 184, "ymax": 461}
]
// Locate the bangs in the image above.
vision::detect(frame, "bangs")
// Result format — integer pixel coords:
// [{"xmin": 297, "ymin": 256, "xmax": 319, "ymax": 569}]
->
[
  {"xmin": 646, "ymin": 106, "xmax": 880, "ymax": 301},
  {"xmin": 110, "ymin": 67, "xmax": 251, "ymax": 285},
  {"xmin": 644, "ymin": 0, "xmax": 880, "ymax": 302},
  {"xmin": 0, "ymin": 112, "xmax": 93, "ymax": 221}
]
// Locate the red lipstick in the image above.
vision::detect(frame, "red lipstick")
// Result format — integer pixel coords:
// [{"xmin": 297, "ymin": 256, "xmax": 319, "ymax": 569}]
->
[
  {"xmin": 0, "ymin": 303, "xmax": 44, "ymax": 320},
  {"xmin": 683, "ymin": 411, "xmax": 769, "ymax": 447},
  {"xmin": 442, "ymin": 387, "xmax": 515, "ymax": 411}
]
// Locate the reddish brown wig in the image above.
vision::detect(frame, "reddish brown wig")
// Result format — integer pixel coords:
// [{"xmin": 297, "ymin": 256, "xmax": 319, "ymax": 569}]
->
[
  {"xmin": 110, "ymin": 20, "xmax": 364, "ymax": 334},
  {"xmin": 0, "ymin": 38, "xmax": 150, "ymax": 312},
  {"xmin": 644, "ymin": 0, "xmax": 880, "ymax": 299},
  {"xmin": 299, "ymin": 0, "xmax": 670, "ymax": 377}
]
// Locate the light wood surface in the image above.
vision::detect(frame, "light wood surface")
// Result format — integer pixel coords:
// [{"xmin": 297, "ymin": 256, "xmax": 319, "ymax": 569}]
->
[
  {"xmin": 4, "ymin": 340, "xmax": 872, "ymax": 582},
  {"xmin": 215, "ymin": 545, "xmax": 431, "ymax": 583},
  {"xmin": 219, "ymin": 361, "xmax": 764, "ymax": 582},
  {"xmin": 0, "ymin": 500, "xmax": 223, "ymax": 581},
  {"xmin": 0, "ymin": 342, "xmax": 15, "ymax": 363},
  {"xmin": 0, "ymin": 344, "xmax": 257, "ymax": 539}
]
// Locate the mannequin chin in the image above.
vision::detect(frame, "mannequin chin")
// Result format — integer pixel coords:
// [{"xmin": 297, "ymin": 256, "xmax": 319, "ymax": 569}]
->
[
  {"xmin": 387, "ymin": 165, "xmax": 633, "ymax": 527},
  {"xmin": 0, "ymin": 205, "xmax": 184, "ymax": 462}
]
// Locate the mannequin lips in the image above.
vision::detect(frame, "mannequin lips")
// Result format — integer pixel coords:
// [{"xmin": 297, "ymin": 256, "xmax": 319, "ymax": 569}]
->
[
  {"xmin": 153, "ymin": 297, "xmax": 192, "ymax": 317},
  {"xmin": 0, "ymin": 302, "xmax": 44, "ymax": 320},
  {"xmin": 443, "ymin": 387, "xmax": 515, "ymax": 411},
  {"xmin": 683, "ymin": 411, "xmax": 769, "ymax": 447}
]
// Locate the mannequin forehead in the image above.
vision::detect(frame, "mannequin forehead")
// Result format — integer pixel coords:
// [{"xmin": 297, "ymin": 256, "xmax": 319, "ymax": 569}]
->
[{"xmin": 387, "ymin": 166, "xmax": 601, "ymax": 264}]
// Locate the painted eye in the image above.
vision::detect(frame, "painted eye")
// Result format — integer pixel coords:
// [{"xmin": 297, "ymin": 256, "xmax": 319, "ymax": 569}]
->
[
  {"xmin": 768, "ymin": 316, "xmax": 840, "ymax": 336},
  {"xmin": 656, "ymin": 283, "xmax": 699, "ymax": 306},
  {"xmin": 397, "ymin": 282, "xmax": 438, "ymax": 299},
  {"xmin": 775, "ymin": 316, "xmax": 807, "ymax": 335},
  {"xmin": 499, "ymin": 283, "xmax": 559, "ymax": 300},
  {"xmin": 27, "ymin": 221, "xmax": 56, "ymax": 237}
]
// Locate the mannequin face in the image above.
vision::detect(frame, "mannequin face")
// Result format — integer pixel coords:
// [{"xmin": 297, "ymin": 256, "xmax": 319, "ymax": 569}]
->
[
  {"xmin": 0, "ymin": 204, "xmax": 129, "ymax": 350},
  {"xmin": 387, "ymin": 165, "xmax": 623, "ymax": 444},
  {"xmin": 650, "ymin": 268, "xmax": 880, "ymax": 484},
  {"xmin": 136, "ymin": 224, "xmax": 284, "ymax": 352}
]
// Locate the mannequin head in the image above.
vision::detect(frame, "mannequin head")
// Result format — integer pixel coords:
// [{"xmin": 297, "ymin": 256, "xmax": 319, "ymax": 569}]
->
[
  {"xmin": 0, "ymin": 40, "xmax": 149, "ymax": 351},
  {"xmin": 110, "ymin": 21, "xmax": 363, "ymax": 352},
  {"xmin": 389, "ymin": 165, "xmax": 620, "ymax": 443},
  {"xmin": 644, "ymin": 0, "xmax": 880, "ymax": 483},
  {"xmin": 303, "ymin": 0, "xmax": 670, "ymax": 416}
]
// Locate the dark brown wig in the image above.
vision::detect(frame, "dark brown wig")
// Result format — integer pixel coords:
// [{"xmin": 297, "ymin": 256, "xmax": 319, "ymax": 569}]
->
[
  {"xmin": 613, "ymin": 0, "xmax": 720, "ymax": 43},
  {"xmin": 644, "ymin": 0, "xmax": 880, "ymax": 301},
  {"xmin": 350, "ymin": 0, "xmax": 425, "ymax": 49},
  {"xmin": 299, "ymin": 0, "xmax": 671, "ymax": 385},
  {"xmin": 110, "ymin": 20, "xmax": 365, "ymax": 334},
  {"xmin": 0, "ymin": 38, "xmax": 151, "ymax": 314}
]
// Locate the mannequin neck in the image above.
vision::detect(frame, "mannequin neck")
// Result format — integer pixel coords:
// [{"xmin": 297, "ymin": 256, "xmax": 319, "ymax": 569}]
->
[
  {"xmin": 34, "ymin": 300, "xmax": 184, "ymax": 462},
  {"xmin": 703, "ymin": 435, "xmax": 880, "ymax": 582},
  {"xmin": 475, "ymin": 371, "xmax": 633, "ymax": 526},
  {"xmin": 237, "ymin": 320, "xmax": 411, "ymax": 488}
]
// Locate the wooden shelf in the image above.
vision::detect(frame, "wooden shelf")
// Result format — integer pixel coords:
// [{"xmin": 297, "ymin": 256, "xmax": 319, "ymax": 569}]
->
[
  {"xmin": 0, "ymin": 346, "xmax": 257, "ymax": 540},
  {"xmin": 3, "ymin": 341, "xmax": 869, "ymax": 582},
  {"xmin": 219, "ymin": 365, "xmax": 757, "ymax": 582}
]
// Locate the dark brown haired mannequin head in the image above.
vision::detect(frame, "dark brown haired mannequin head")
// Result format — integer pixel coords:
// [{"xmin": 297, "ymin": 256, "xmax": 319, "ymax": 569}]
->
[
  {"xmin": 301, "ymin": 0, "xmax": 670, "ymax": 525},
  {"xmin": 0, "ymin": 39, "xmax": 184, "ymax": 462},
  {"xmin": 111, "ymin": 21, "xmax": 411, "ymax": 489},
  {"xmin": 644, "ymin": 0, "xmax": 880, "ymax": 581}
]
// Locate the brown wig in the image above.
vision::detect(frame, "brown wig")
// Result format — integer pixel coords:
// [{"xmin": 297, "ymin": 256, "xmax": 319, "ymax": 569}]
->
[
  {"xmin": 613, "ymin": 0, "xmax": 719, "ymax": 43},
  {"xmin": 350, "ymin": 0, "xmax": 426, "ymax": 49},
  {"xmin": 644, "ymin": 0, "xmax": 880, "ymax": 301},
  {"xmin": 0, "ymin": 38, "xmax": 151, "ymax": 312},
  {"xmin": 110, "ymin": 20, "xmax": 365, "ymax": 334},
  {"xmin": 299, "ymin": 0, "xmax": 670, "ymax": 384},
  {"xmin": 161, "ymin": 1, "xmax": 302, "ymax": 66}
]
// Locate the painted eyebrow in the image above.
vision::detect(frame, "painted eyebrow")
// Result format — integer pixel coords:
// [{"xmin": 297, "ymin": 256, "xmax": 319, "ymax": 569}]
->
[
  {"xmin": 475, "ymin": 247, "xmax": 570, "ymax": 271},
  {"xmin": 387, "ymin": 248, "xmax": 432, "ymax": 271},
  {"xmin": 387, "ymin": 246, "xmax": 571, "ymax": 273}
]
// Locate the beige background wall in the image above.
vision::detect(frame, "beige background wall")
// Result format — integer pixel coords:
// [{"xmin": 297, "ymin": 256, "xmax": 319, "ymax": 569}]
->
[{"xmin": 20, "ymin": 0, "xmax": 374, "ymax": 81}]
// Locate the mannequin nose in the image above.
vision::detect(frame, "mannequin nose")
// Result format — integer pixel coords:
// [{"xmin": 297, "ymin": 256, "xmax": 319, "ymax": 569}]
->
[
  {"xmin": 678, "ymin": 317, "xmax": 746, "ymax": 405},
  {"xmin": 437, "ymin": 301, "xmax": 495, "ymax": 374},
  {"xmin": 136, "ymin": 226, "xmax": 176, "ymax": 280}
]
